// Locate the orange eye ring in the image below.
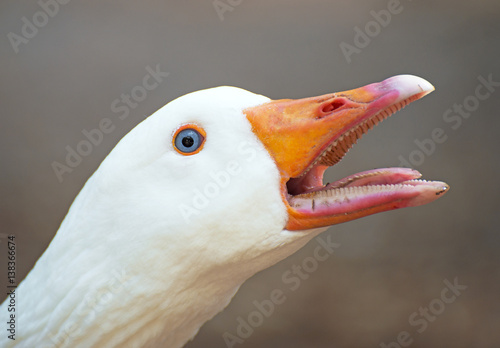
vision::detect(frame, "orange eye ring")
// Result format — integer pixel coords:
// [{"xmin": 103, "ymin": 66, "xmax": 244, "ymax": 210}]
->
[{"xmin": 172, "ymin": 124, "xmax": 206, "ymax": 156}]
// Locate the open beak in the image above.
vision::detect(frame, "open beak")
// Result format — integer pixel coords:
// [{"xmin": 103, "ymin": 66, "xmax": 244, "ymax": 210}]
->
[{"xmin": 244, "ymin": 75, "xmax": 449, "ymax": 231}]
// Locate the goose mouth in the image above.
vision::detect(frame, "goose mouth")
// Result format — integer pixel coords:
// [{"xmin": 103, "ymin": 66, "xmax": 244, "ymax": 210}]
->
[
  {"xmin": 245, "ymin": 75, "xmax": 449, "ymax": 231},
  {"xmin": 284, "ymin": 94, "xmax": 449, "ymax": 219},
  {"xmin": 283, "ymin": 84, "xmax": 448, "ymax": 230}
]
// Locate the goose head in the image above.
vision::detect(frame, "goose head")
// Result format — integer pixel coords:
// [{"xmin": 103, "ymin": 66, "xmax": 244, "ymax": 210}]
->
[{"xmin": 7, "ymin": 75, "xmax": 448, "ymax": 348}]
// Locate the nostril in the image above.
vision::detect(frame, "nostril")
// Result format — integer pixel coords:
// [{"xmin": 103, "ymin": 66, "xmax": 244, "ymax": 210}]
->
[{"xmin": 321, "ymin": 99, "xmax": 346, "ymax": 114}]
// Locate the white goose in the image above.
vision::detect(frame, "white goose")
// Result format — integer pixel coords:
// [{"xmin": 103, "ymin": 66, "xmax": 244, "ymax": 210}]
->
[{"xmin": 1, "ymin": 75, "xmax": 449, "ymax": 347}]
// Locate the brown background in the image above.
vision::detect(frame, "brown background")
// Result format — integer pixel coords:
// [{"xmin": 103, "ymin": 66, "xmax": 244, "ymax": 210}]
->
[{"xmin": 1, "ymin": 0, "xmax": 499, "ymax": 347}]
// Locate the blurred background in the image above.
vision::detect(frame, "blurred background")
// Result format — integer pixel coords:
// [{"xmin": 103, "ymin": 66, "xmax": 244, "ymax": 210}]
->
[{"xmin": 1, "ymin": 0, "xmax": 499, "ymax": 347}]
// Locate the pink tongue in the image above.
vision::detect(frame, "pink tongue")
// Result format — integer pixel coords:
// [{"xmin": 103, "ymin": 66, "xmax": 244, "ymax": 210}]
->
[
  {"xmin": 326, "ymin": 167, "xmax": 422, "ymax": 189},
  {"xmin": 289, "ymin": 167, "xmax": 423, "ymax": 196},
  {"xmin": 289, "ymin": 177, "xmax": 449, "ymax": 217}
]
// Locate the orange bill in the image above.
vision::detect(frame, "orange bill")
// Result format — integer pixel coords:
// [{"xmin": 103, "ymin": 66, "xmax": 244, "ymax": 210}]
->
[{"xmin": 244, "ymin": 75, "xmax": 449, "ymax": 231}]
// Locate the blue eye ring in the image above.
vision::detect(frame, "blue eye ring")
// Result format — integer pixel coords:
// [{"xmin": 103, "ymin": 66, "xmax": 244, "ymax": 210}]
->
[{"xmin": 173, "ymin": 124, "xmax": 206, "ymax": 155}]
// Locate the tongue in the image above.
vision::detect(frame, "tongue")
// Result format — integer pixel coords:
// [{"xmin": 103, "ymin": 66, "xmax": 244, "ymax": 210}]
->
[
  {"xmin": 325, "ymin": 167, "xmax": 422, "ymax": 189},
  {"xmin": 293, "ymin": 167, "xmax": 423, "ymax": 195},
  {"xmin": 288, "ymin": 167, "xmax": 449, "ymax": 217}
]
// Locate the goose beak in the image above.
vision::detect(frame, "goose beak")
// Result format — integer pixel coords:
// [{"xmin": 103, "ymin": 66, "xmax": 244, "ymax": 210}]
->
[{"xmin": 245, "ymin": 75, "xmax": 449, "ymax": 231}]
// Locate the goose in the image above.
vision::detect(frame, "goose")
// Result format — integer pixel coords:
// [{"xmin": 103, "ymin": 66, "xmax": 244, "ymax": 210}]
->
[{"xmin": 1, "ymin": 75, "xmax": 449, "ymax": 348}]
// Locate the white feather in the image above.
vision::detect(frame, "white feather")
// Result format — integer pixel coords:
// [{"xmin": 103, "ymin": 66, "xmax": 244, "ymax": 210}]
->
[{"xmin": 1, "ymin": 86, "xmax": 325, "ymax": 348}]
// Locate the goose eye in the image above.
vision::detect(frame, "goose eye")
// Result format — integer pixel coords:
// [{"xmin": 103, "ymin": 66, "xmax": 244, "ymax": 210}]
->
[{"xmin": 173, "ymin": 125, "xmax": 206, "ymax": 155}]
